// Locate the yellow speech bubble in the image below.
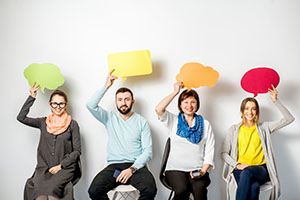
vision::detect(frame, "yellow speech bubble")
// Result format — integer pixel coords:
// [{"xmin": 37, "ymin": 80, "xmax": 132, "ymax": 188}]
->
[
  {"xmin": 176, "ymin": 62, "xmax": 219, "ymax": 91},
  {"xmin": 108, "ymin": 49, "xmax": 152, "ymax": 81}
]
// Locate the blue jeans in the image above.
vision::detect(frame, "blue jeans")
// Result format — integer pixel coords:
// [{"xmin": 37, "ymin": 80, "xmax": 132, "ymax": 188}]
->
[{"xmin": 233, "ymin": 164, "xmax": 270, "ymax": 200}]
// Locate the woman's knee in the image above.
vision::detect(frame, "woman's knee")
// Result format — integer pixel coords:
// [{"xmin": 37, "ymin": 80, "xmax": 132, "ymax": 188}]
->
[
  {"xmin": 251, "ymin": 181, "xmax": 260, "ymax": 193},
  {"xmin": 240, "ymin": 169, "xmax": 254, "ymax": 180},
  {"xmin": 88, "ymin": 183, "xmax": 105, "ymax": 198},
  {"xmin": 174, "ymin": 185, "xmax": 189, "ymax": 196}
]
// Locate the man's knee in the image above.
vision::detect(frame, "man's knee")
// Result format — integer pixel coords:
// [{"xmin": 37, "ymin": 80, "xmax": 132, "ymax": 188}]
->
[{"xmin": 140, "ymin": 186, "xmax": 157, "ymax": 199}]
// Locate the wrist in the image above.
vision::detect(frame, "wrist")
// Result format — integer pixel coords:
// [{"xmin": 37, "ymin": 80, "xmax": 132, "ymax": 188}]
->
[{"xmin": 129, "ymin": 166, "xmax": 137, "ymax": 174}]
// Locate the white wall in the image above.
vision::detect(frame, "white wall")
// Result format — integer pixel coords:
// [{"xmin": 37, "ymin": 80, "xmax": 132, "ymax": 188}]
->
[{"xmin": 1, "ymin": 0, "xmax": 299, "ymax": 199}]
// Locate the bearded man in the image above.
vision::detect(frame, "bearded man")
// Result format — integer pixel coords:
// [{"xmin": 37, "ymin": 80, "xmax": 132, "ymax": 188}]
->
[{"xmin": 86, "ymin": 69, "xmax": 157, "ymax": 200}]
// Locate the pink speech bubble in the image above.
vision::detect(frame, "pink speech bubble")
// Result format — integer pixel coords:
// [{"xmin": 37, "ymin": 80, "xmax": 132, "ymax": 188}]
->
[{"xmin": 241, "ymin": 67, "xmax": 280, "ymax": 97}]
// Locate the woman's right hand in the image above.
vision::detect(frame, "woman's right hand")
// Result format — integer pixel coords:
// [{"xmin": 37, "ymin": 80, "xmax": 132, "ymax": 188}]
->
[
  {"xmin": 30, "ymin": 82, "xmax": 40, "ymax": 98},
  {"xmin": 155, "ymin": 81, "xmax": 183, "ymax": 117},
  {"xmin": 236, "ymin": 163, "xmax": 249, "ymax": 170},
  {"xmin": 173, "ymin": 81, "xmax": 183, "ymax": 94}
]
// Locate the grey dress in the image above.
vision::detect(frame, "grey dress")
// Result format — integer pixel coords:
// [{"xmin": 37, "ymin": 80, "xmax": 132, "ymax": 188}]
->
[{"xmin": 17, "ymin": 96, "xmax": 81, "ymax": 200}]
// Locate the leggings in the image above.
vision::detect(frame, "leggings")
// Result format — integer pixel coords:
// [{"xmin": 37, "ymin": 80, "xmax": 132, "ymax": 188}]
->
[
  {"xmin": 165, "ymin": 170, "xmax": 211, "ymax": 200},
  {"xmin": 36, "ymin": 195, "xmax": 59, "ymax": 200}
]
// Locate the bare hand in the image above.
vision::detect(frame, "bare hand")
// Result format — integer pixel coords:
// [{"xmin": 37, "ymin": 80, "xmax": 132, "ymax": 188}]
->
[
  {"xmin": 105, "ymin": 69, "xmax": 118, "ymax": 89},
  {"xmin": 268, "ymin": 85, "xmax": 278, "ymax": 102},
  {"xmin": 173, "ymin": 81, "xmax": 183, "ymax": 94},
  {"xmin": 116, "ymin": 168, "xmax": 132, "ymax": 184},
  {"xmin": 236, "ymin": 163, "xmax": 249, "ymax": 170},
  {"xmin": 30, "ymin": 82, "xmax": 40, "ymax": 98},
  {"xmin": 48, "ymin": 164, "xmax": 62, "ymax": 174},
  {"xmin": 199, "ymin": 169, "xmax": 206, "ymax": 176}
]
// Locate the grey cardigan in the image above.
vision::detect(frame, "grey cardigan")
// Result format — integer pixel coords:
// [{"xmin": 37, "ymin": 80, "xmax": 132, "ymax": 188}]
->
[{"xmin": 221, "ymin": 99, "xmax": 294, "ymax": 200}]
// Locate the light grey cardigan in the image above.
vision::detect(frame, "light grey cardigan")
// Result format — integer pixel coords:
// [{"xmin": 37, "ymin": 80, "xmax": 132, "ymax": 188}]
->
[{"xmin": 221, "ymin": 99, "xmax": 294, "ymax": 200}]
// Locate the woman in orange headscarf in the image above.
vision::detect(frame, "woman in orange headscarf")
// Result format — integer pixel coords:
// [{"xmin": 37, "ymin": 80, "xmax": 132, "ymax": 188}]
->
[{"xmin": 17, "ymin": 83, "xmax": 81, "ymax": 200}]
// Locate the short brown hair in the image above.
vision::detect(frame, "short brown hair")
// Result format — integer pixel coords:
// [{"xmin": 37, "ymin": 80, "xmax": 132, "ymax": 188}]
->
[
  {"xmin": 49, "ymin": 90, "xmax": 68, "ymax": 104},
  {"xmin": 115, "ymin": 87, "xmax": 134, "ymax": 99},
  {"xmin": 240, "ymin": 97, "xmax": 260, "ymax": 124},
  {"xmin": 177, "ymin": 89, "xmax": 200, "ymax": 112}
]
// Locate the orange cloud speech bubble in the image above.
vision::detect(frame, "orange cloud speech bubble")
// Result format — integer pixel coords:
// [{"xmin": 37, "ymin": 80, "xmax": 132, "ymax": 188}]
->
[{"xmin": 176, "ymin": 62, "xmax": 219, "ymax": 91}]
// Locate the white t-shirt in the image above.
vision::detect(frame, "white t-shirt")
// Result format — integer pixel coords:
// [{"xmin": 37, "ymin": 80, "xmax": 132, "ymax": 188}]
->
[{"xmin": 159, "ymin": 111, "xmax": 215, "ymax": 172}]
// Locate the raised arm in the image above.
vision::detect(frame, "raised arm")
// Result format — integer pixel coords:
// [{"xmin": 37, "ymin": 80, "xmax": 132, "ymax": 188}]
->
[
  {"xmin": 86, "ymin": 70, "xmax": 118, "ymax": 124},
  {"xmin": 155, "ymin": 81, "xmax": 183, "ymax": 117},
  {"xmin": 17, "ymin": 83, "xmax": 42, "ymax": 128},
  {"xmin": 266, "ymin": 85, "xmax": 295, "ymax": 132}
]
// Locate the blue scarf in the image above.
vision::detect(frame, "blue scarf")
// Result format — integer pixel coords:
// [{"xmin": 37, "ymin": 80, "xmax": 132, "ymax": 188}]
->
[{"xmin": 176, "ymin": 112, "xmax": 204, "ymax": 144}]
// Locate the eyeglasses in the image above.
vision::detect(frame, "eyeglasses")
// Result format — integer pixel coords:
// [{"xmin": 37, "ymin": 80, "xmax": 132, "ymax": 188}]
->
[{"xmin": 50, "ymin": 102, "xmax": 67, "ymax": 108}]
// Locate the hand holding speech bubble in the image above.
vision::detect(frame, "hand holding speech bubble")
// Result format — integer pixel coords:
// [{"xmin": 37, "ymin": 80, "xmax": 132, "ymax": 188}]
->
[
  {"xmin": 240, "ymin": 67, "xmax": 280, "ymax": 97},
  {"xmin": 107, "ymin": 49, "xmax": 152, "ymax": 82},
  {"xmin": 176, "ymin": 62, "xmax": 219, "ymax": 91},
  {"xmin": 24, "ymin": 63, "xmax": 64, "ymax": 93}
]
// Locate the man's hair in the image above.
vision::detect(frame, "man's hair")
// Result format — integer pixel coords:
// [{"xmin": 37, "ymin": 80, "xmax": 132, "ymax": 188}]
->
[
  {"xmin": 177, "ymin": 89, "xmax": 200, "ymax": 112},
  {"xmin": 115, "ymin": 87, "xmax": 134, "ymax": 99}
]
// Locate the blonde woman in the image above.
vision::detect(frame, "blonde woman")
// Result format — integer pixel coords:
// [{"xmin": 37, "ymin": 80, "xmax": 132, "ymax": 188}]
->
[{"xmin": 221, "ymin": 86, "xmax": 294, "ymax": 200}]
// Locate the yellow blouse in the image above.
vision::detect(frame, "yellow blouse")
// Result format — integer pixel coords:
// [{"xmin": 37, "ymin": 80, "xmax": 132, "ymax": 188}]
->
[{"xmin": 238, "ymin": 125, "xmax": 266, "ymax": 165}]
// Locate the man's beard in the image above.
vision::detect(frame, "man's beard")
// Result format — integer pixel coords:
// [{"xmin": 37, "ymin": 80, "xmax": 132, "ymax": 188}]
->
[{"xmin": 117, "ymin": 104, "xmax": 133, "ymax": 115}]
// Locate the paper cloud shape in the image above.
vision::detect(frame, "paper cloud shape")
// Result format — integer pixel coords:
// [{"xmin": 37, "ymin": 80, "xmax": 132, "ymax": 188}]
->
[
  {"xmin": 108, "ymin": 49, "xmax": 152, "ymax": 81},
  {"xmin": 241, "ymin": 67, "xmax": 280, "ymax": 97},
  {"xmin": 176, "ymin": 62, "xmax": 219, "ymax": 91},
  {"xmin": 24, "ymin": 63, "xmax": 65, "ymax": 93}
]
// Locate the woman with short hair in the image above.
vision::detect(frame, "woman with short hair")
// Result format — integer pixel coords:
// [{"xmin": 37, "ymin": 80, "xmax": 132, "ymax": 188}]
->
[{"xmin": 155, "ymin": 81, "xmax": 215, "ymax": 200}]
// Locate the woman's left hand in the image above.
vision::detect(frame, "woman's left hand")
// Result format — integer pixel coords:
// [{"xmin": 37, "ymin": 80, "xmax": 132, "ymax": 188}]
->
[
  {"xmin": 49, "ymin": 164, "xmax": 62, "ymax": 174},
  {"xmin": 199, "ymin": 169, "xmax": 206, "ymax": 176},
  {"xmin": 268, "ymin": 85, "xmax": 278, "ymax": 102},
  {"xmin": 190, "ymin": 169, "xmax": 206, "ymax": 179}
]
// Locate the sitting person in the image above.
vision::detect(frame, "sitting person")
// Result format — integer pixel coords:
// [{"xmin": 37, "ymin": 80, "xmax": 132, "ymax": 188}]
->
[
  {"xmin": 155, "ymin": 81, "xmax": 215, "ymax": 200},
  {"xmin": 221, "ymin": 85, "xmax": 294, "ymax": 200},
  {"xmin": 17, "ymin": 83, "xmax": 81, "ymax": 200},
  {"xmin": 86, "ymin": 69, "xmax": 157, "ymax": 200}
]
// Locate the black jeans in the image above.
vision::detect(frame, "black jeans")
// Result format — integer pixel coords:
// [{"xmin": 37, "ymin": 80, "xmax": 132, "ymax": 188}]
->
[
  {"xmin": 165, "ymin": 170, "xmax": 211, "ymax": 200},
  {"xmin": 88, "ymin": 163, "xmax": 157, "ymax": 200}
]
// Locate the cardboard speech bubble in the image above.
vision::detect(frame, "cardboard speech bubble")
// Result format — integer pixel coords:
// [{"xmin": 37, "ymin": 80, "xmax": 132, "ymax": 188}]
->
[
  {"xmin": 176, "ymin": 62, "xmax": 219, "ymax": 91},
  {"xmin": 107, "ymin": 49, "xmax": 152, "ymax": 81},
  {"xmin": 241, "ymin": 67, "xmax": 280, "ymax": 97},
  {"xmin": 24, "ymin": 63, "xmax": 64, "ymax": 93}
]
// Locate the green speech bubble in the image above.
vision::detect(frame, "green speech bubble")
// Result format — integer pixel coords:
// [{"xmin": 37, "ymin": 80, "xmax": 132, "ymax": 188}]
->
[{"xmin": 24, "ymin": 63, "xmax": 64, "ymax": 93}]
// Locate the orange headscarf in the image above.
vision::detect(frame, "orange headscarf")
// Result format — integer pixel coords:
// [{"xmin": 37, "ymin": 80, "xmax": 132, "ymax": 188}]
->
[{"xmin": 46, "ymin": 111, "xmax": 72, "ymax": 135}]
